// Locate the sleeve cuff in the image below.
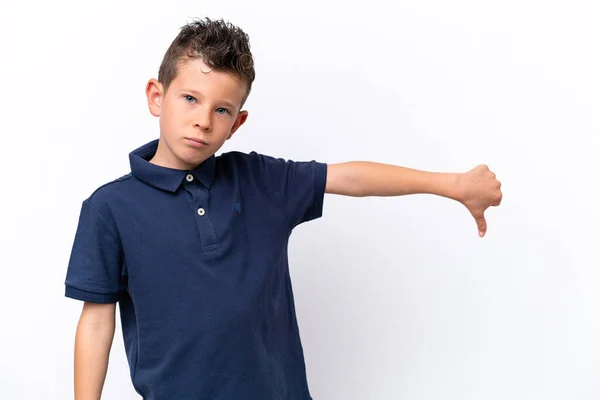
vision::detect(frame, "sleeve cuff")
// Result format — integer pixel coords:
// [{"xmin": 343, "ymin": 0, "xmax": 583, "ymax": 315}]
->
[
  {"xmin": 65, "ymin": 286, "xmax": 121, "ymax": 304},
  {"xmin": 302, "ymin": 161, "xmax": 328, "ymax": 223}
]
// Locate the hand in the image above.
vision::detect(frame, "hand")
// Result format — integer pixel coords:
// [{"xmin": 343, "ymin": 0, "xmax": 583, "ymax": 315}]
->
[{"xmin": 457, "ymin": 165, "xmax": 503, "ymax": 237}]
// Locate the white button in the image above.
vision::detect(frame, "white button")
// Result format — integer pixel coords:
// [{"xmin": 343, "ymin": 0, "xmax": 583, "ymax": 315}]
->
[
  {"xmin": 197, "ymin": 207, "xmax": 205, "ymax": 216},
  {"xmin": 186, "ymin": 174, "xmax": 194, "ymax": 182}
]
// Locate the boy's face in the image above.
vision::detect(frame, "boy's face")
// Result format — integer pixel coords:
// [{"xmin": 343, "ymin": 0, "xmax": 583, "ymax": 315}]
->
[{"xmin": 145, "ymin": 58, "xmax": 248, "ymax": 170}]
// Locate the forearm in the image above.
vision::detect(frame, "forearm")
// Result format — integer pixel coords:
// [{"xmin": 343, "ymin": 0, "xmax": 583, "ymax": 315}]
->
[
  {"xmin": 74, "ymin": 303, "xmax": 116, "ymax": 400},
  {"xmin": 332, "ymin": 161, "xmax": 462, "ymax": 199}
]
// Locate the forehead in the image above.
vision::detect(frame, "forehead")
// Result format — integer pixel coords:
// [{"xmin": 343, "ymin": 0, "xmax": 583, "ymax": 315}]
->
[{"xmin": 171, "ymin": 58, "xmax": 246, "ymax": 103}]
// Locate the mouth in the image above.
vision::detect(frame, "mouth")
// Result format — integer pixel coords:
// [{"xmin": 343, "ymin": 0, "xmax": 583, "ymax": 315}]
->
[{"xmin": 185, "ymin": 137, "xmax": 208, "ymax": 148}]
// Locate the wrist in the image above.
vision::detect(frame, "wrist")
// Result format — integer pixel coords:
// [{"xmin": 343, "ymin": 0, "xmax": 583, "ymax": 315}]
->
[{"xmin": 442, "ymin": 172, "xmax": 464, "ymax": 202}]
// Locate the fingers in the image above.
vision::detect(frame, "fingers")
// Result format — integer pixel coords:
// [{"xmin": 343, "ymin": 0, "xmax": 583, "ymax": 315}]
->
[
  {"xmin": 476, "ymin": 215, "xmax": 487, "ymax": 237},
  {"xmin": 467, "ymin": 164, "xmax": 502, "ymax": 236},
  {"xmin": 492, "ymin": 171, "xmax": 502, "ymax": 206},
  {"xmin": 493, "ymin": 192, "xmax": 503, "ymax": 206}
]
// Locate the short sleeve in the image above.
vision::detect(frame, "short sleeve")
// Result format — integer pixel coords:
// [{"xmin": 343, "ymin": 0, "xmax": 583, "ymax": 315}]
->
[
  {"xmin": 64, "ymin": 199, "xmax": 126, "ymax": 303},
  {"xmin": 254, "ymin": 153, "xmax": 328, "ymax": 228}
]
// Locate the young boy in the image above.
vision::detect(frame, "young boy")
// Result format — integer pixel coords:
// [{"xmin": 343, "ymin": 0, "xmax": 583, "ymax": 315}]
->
[{"xmin": 64, "ymin": 18, "xmax": 502, "ymax": 400}]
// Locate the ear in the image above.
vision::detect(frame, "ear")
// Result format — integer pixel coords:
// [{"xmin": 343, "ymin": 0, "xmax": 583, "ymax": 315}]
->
[
  {"xmin": 227, "ymin": 110, "xmax": 249, "ymax": 140},
  {"xmin": 146, "ymin": 78, "xmax": 164, "ymax": 117}
]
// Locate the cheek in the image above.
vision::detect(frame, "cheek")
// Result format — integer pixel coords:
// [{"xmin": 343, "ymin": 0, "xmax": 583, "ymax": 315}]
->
[
  {"xmin": 220, "ymin": 116, "xmax": 236, "ymax": 130},
  {"xmin": 219, "ymin": 120, "xmax": 235, "ymax": 138},
  {"xmin": 161, "ymin": 106, "xmax": 186, "ymax": 128}
]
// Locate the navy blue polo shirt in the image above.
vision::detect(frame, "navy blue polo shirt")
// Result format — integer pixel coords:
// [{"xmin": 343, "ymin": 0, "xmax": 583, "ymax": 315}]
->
[{"xmin": 64, "ymin": 139, "xmax": 327, "ymax": 400}]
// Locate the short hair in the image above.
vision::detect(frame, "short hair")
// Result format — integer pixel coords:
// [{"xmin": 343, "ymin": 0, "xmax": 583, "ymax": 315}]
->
[{"xmin": 158, "ymin": 17, "xmax": 256, "ymax": 108}]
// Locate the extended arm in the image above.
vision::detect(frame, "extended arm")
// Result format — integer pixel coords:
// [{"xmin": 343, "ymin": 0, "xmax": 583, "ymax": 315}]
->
[{"xmin": 325, "ymin": 162, "xmax": 502, "ymax": 237}]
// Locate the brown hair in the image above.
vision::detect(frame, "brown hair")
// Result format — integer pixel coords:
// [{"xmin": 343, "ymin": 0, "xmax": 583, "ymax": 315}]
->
[{"xmin": 158, "ymin": 17, "xmax": 256, "ymax": 108}]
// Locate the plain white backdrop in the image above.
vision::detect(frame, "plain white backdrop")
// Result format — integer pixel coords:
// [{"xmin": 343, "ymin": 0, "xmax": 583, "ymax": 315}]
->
[{"xmin": 1, "ymin": 0, "xmax": 599, "ymax": 399}]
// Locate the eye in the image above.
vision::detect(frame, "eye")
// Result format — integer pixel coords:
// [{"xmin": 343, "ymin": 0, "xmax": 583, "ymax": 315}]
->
[
  {"xmin": 184, "ymin": 95, "xmax": 197, "ymax": 103},
  {"xmin": 216, "ymin": 107, "xmax": 230, "ymax": 115}
]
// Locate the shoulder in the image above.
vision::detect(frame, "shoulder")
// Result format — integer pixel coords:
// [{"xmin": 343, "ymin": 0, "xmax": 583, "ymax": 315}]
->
[
  {"xmin": 217, "ymin": 150, "xmax": 294, "ymax": 171},
  {"xmin": 216, "ymin": 150, "xmax": 326, "ymax": 179},
  {"xmin": 216, "ymin": 150, "xmax": 288, "ymax": 176},
  {"xmin": 83, "ymin": 173, "xmax": 135, "ymax": 217},
  {"xmin": 217, "ymin": 150, "xmax": 283, "ymax": 163}
]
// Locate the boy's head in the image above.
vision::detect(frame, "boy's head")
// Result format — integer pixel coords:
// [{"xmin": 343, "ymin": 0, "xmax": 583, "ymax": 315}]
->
[{"xmin": 146, "ymin": 18, "xmax": 255, "ymax": 170}]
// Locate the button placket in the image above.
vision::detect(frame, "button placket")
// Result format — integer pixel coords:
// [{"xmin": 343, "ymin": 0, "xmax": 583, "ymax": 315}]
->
[{"xmin": 184, "ymin": 182, "xmax": 218, "ymax": 253}]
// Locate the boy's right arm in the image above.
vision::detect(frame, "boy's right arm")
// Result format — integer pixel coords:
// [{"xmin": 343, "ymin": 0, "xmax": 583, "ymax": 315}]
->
[{"xmin": 74, "ymin": 301, "xmax": 116, "ymax": 400}]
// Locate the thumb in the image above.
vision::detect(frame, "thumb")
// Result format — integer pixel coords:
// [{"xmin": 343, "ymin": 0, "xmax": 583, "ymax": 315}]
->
[{"xmin": 475, "ymin": 213, "xmax": 487, "ymax": 237}]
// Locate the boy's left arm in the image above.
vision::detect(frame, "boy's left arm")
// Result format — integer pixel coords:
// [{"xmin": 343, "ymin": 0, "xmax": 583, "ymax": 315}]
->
[{"xmin": 325, "ymin": 162, "xmax": 503, "ymax": 237}]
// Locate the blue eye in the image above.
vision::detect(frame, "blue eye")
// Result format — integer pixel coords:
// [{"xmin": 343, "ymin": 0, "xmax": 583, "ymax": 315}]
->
[
  {"xmin": 184, "ymin": 95, "xmax": 196, "ymax": 103},
  {"xmin": 216, "ymin": 107, "xmax": 230, "ymax": 115}
]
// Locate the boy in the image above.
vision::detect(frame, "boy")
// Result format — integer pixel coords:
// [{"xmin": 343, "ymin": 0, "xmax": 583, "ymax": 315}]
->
[{"xmin": 64, "ymin": 18, "xmax": 502, "ymax": 400}]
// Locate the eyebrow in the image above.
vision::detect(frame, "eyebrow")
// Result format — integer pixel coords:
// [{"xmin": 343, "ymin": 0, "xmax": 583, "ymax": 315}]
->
[{"xmin": 181, "ymin": 88, "xmax": 237, "ymax": 110}]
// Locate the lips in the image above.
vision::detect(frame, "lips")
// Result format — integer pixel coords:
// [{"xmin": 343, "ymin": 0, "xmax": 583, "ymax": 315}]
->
[
  {"xmin": 186, "ymin": 137, "xmax": 207, "ymax": 145},
  {"xmin": 185, "ymin": 137, "xmax": 208, "ymax": 148}
]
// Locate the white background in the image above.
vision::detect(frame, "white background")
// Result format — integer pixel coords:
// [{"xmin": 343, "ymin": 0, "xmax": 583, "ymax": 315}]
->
[{"xmin": 1, "ymin": 0, "xmax": 599, "ymax": 399}]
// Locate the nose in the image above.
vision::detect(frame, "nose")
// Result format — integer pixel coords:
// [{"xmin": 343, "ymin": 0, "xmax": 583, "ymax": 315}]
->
[{"xmin": 194, "ymin": 108, "xmax": 212, "ymax": 131}]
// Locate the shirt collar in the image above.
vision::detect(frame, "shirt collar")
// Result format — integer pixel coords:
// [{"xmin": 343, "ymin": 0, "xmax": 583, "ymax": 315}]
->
[{"xmin": 129, "ymin": 139, "xmax": 216, "ymax": 192}]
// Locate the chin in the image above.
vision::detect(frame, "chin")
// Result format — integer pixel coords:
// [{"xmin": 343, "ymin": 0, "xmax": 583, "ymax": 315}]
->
[{"xmin": 176, "ymin": 146, "xmax": 208, "ymax": 166}]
